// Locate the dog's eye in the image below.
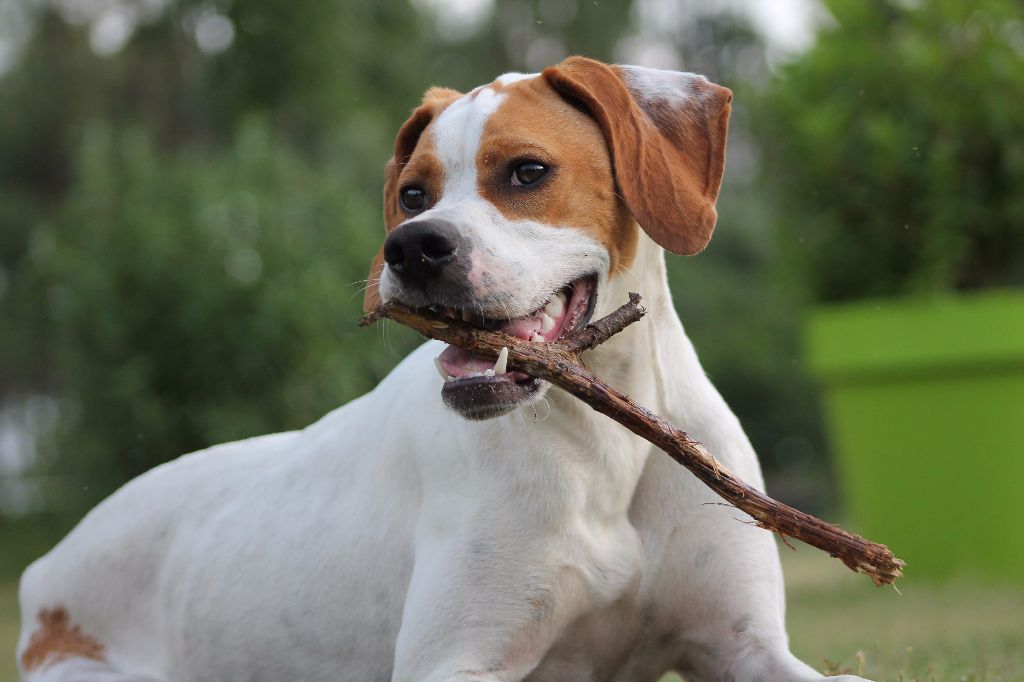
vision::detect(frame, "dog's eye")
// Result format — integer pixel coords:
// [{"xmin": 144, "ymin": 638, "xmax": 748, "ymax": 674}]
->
[
  {"xmin": 511, "ymin": 162, "xmax": 547, "ymax": 187},
  {"xmin": 400, "ymin": 187, "xmax": 427, "ymax": 212}
]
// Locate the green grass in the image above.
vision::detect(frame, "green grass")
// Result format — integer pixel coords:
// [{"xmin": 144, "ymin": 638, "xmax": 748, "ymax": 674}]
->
[
  {"xmin": 782, "ymin": 546, "xmax": 1024, "ymax": 681},
  {"xmin": 2, "ymin": 546, "xmax": 1022, "ymax": 681}
]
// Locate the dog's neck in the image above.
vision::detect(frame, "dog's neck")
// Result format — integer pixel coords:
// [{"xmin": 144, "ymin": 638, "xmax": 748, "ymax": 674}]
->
[
  {"xmin": 512, "ymin": 231, "xmax": 710, "ymax": 520},
  {"xmin": 578, "ymin": 230, "xmax": 699, "ymax": 413}
]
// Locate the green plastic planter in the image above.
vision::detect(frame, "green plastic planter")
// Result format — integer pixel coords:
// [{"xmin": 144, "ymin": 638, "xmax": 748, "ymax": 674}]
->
[{"xmin": 806, "ymin": 289, "xmax": 1024, "ymax": 582}]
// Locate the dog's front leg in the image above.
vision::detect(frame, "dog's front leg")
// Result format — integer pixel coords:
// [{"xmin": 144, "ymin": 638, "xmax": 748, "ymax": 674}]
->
[
  {"xmin": 390, "ymin": 539, "xmax": 581, "ymax": 682},
  {"xmin": 390, "ymin": 516, "xmax": 642, "ymax": 682}
]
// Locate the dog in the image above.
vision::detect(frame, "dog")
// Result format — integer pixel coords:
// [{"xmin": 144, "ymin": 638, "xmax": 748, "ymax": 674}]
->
[{"xmin": 17, "ymin": 56, "xmax": 868, "ymax": 682}]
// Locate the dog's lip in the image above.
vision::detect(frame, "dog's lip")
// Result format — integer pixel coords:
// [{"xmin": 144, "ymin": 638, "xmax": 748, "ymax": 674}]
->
[
  {"xmin": 434, "ymin": 274, "xmax": 597, "ymax": 386},
  {"xmin": 440, "ymin": 374, "xmax": 542, "ymax": 420}
]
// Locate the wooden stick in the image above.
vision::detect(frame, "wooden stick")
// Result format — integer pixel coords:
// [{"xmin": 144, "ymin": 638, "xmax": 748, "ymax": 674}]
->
[{"xmin": 361, "ymin": 293, "xmax": 905, "ymax": 586}]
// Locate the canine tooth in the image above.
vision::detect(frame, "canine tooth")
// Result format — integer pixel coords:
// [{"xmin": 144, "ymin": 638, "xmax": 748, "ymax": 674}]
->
[
  {"xmin": 531, "ymin": 334, "xmax": 544, "ymax": 343},
  {"xmin": 433, "ymin": 357, "xmax": 448, "ymax": 381},
  {"xmin": 540, "ymin": 313, "xmax": 555, "ymax": 333},
  {"xmin": 494, "ymin": 347, "xmax": 508, "ymax": 374},
  {"xmin": 484, "ymin": 369, "xmax": 495, "ymax": 377},
  {"xmin": 546, "ymin": 294, "xmax": 565, "ymax": 318}
]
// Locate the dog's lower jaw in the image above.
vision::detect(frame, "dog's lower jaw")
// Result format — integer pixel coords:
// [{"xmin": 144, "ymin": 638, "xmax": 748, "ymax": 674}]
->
[{"xmin": 441, "ymin": 376, "xmax": 544, "ymax": 420}]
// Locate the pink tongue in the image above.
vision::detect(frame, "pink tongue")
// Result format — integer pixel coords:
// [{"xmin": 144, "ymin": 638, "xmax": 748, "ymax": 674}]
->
[{"xmin": 438, "ymin": 344, "xmax": 495, "ymax": 378}]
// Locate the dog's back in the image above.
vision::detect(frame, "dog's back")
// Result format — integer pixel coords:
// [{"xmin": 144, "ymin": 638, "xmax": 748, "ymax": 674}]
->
[{"xmin": 16, "ymin": 360, "xmax": 431, "ymax": 680}]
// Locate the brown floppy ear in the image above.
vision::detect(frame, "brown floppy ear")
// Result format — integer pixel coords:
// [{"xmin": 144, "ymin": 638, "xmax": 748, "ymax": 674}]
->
[
  {"xmin": 542, "ymin": 57, "xmax": 731, "ymax": 255},
  {"xmin": 363, "ymin": 87, "xmax": 462, "ymax": 312}
]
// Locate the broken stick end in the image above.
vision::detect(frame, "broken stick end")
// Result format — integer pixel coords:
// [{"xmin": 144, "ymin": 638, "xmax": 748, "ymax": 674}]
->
[{"xmin": 358, "ymin": 307, "xmax": 387, "ymax": 328}]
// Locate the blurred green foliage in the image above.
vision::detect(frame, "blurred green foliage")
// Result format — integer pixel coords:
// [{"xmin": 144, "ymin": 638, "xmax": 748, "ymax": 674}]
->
[
  {"xmin": 43, "ymin": 120, "xmax": 406, "ymax": 507},
  {"xmin": 757, "ymin": 0, "xmax": 1024, "ymax": 301},
  {"xmin": 4, "ymin": 0, "xmax": 1020, "ymax": 561},
  {"xmin": 5, "ymin": 0, "xmax": 804, "ymax": 548}
]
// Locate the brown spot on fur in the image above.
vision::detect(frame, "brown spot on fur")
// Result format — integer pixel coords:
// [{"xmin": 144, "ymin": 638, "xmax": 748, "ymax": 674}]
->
[
  {"xmin": 475, "ymin": 76, "xmax": 640, "ymax": 275},
  {"xmin": 399, "ymin": 150, "xmax": 446, "ymax": 218},
  {"xmin": 20, "ymin": 607, "xmax": 105, "ymax": 671}
]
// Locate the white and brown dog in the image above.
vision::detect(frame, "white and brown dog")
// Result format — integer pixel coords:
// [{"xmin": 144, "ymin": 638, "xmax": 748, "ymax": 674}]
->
[{"xmin": 17, "ymin": 57, "xmax": 866, "ymax": 682}]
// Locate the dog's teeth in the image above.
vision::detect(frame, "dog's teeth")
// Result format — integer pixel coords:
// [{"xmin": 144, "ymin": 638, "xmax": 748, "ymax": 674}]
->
[
  {"xmin": 540, "ymin": 313, "xmax": 555, "ymax": 333},
  {"xmin": 494, "ymin": 347, "xmax": 508, "ymax": 374},
  {"xmin": 546, "ymin": 293, "xmax": 566, "ymax": 318},
  {"xmin": 531, "ymin": 334, "xmax": 544, "ymax": 343},
  {"xmin": 484, "ymin": 368, "xmax": 495, "ymax": 377},
  {"xmin": 433, "ymin": 357, "xmax": 448, "ymax": 381},
  {"xmin": 462, "ymin": 308, "xmax": 473, "ymax": 322}
]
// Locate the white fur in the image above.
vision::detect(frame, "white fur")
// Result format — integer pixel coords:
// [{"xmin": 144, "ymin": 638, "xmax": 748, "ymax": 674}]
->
[
  {"xmin": 495, "ymin": 72, "xmax": 538, "ymax": 86},
  {"xmin": 18, "ymin": 76, "xmax": 869, "ymax": 682},
  {"xmin": 620, "ymin": 64, "xmax": 705, "ymax": 107},
  {"xmin": 433, "ymin": 87, "xmax": 505, "ymax": 199}
]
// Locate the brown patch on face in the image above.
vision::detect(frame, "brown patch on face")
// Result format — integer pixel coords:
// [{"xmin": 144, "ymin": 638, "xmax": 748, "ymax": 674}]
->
[
  {"xmin": 20, "ymin": 607, "xmax": 105, "ymax": 671},
  {"xmin": 476, "ymin": 77, "xmax": 639, "ymax": 276},
  {"xmin": 365, "ymin": 87, "xmax": 461, "ymax": 311},
  {"xmin": 392, "ymin": 146, "xmax": 445, "ymax": 229}
]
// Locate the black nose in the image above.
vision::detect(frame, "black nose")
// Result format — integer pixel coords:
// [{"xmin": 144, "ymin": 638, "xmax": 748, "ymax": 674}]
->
[{"xmin": 383, "ymin": 220, "xmax": 460, "ymax": 286}]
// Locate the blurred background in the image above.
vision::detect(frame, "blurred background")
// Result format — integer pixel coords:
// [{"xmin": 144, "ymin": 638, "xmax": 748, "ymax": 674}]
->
[{"xmin": 1, "ymin": 0, "xmax": 1022, "ymax": 679}]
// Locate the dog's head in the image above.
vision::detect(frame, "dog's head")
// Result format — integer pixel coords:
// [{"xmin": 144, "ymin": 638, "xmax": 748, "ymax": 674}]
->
[{"xmin": 364, "ymin": 56, "xmax": 731, "ymax": 420}]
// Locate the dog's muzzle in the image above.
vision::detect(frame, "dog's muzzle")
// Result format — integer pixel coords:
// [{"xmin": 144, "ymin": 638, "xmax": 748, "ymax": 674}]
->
[{"xmin": 381, "ymin": 219, "xmax": 600, "ymax": 421}]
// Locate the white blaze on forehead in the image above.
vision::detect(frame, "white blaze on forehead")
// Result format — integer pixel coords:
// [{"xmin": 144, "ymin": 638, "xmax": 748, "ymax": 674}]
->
[
  {"xmin": 495, "ymin": 72, "xmax": 538, "ymax": 86},
  {"xmin": 430, "ymin": 87, "xmax": 506, "ymax": 202},
  {"xmin": 429, "ymin": 74, "xmax": 538, "ymax": 203}
]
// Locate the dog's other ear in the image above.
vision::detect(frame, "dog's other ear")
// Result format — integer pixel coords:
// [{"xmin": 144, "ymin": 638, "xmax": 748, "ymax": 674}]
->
[
  {"xmin": 364, "ymin": 87, "xmax": 462, "ymax": 312},
  {"xmin": 543, "ymin": 57, "xmax": 731, "ymax": 255}
]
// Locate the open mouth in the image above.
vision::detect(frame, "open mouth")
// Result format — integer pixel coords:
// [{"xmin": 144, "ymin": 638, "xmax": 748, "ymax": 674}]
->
[{"xmin": 432, "ymin": 274, "xmax": 598, "ymax": 419}]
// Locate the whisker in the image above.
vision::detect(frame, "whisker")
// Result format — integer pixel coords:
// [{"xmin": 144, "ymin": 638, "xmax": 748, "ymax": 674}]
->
[
  {"xmin": 348, "ymin": 277, "xmax": 381, "ymax": 302},
  {"xmin": 615, "ymin": 263, "xmax": 644, "ymax": 290},
  {"xmin": 532, "ymin": 396, "xmax": 552, "ymax": 423}
]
